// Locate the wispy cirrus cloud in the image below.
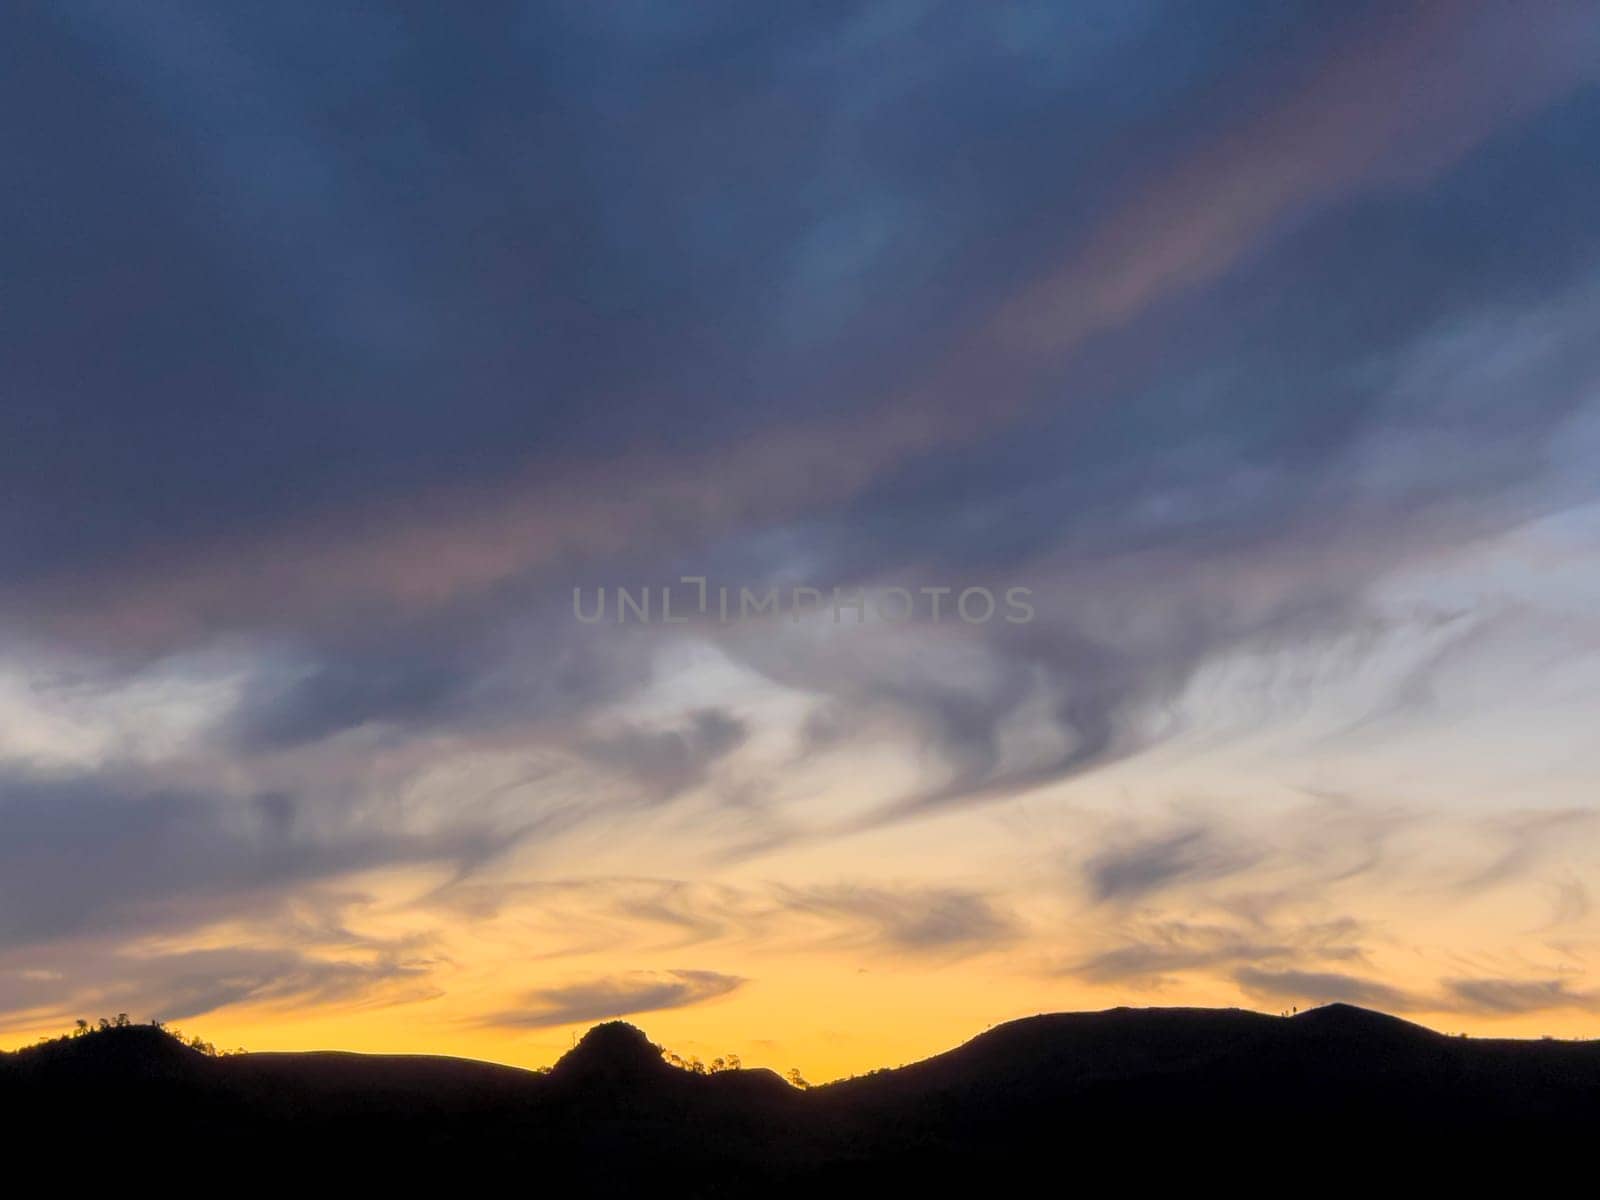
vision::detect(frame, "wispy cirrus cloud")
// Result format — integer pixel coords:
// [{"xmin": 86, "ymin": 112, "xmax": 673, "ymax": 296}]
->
[
  {"xmin": 773, "ymin": 884, "xmax": 1020, "ymax": 957},
  {"xmin": 1083, "ymin": 828, "xmax": 1262, "ymax": 905},
  {"xmin": 1441, "ymin": 977, "xmax": 1600, "ymax": 1016},
  {"xmin": 0, "ymin": 945, "xmax": 433, "ymax": 1033}
]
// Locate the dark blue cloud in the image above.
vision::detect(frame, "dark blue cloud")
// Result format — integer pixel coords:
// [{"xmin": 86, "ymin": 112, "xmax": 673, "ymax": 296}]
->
[
  {"xmin": 0, "ymin": 3, "xmax": 1597, "ymax": 890},
  {"xmin": 0, "ymin": 1, "xmax": 1389, "ymax": 585}
]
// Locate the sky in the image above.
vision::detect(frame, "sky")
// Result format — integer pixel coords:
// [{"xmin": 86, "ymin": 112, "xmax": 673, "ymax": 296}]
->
[{"xmin": 3, "ymin": 1, "xmax": 1600, "ymax": 1080}]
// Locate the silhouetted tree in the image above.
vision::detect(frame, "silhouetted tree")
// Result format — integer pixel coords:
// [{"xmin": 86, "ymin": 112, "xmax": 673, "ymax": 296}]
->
[{"xmin": 664, "ymin": 1049, "xmax": 745, "ymax": 1074}]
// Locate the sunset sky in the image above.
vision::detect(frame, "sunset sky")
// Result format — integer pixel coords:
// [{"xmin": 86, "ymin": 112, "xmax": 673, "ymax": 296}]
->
[{"xmin": 4, "ymin": 1, "xmax": 1600, "ymax": 1081}]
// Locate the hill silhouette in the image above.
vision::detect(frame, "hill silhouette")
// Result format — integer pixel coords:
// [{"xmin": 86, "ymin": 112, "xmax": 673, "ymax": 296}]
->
[
  {"xmin": 4, "ymin": 1004, "xmax": 1595, "ymax": 1190},
  {"xmin": 549, "ymin": 1020, "xmax": 675, "ymax": 1086}
]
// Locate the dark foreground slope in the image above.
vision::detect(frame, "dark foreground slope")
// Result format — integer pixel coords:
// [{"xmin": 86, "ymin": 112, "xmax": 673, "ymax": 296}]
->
[{"xmin": 3, "ymin": 1006, "xmax": 1596, "ymax": 1190}]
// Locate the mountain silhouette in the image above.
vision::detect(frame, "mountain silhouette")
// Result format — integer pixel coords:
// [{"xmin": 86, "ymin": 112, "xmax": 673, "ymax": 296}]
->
[{"xmin": 5, "ymin": 1004, "xmax": 1595, "ymax": 1190}]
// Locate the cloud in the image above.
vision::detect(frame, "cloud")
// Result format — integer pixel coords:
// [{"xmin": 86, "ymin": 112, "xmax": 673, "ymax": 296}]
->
[
  {"xmin": 1233, "ymin": 967, "xmax": 1417, "ymax": 1011},
  {"xmin": 1452, "ymin": 810, "xmax": 1600, "ymax": 894},
  {"xmin": 425, "ymin": 874, "xmax": 1021, "ymax": 964},
  {"xmin": 1541, "ymin": 880, "xmax": 1591, "ymax": 930},
  {"xmin": 1441, "ymin": 977, "xmax": 1600, "ymax": 1016},
  {"xmin": 0, "ymin": 945, "xmax": 431, "ymax": 1031},
  {"xmin": 485, "ymin": 970, "xmax": 745, "ymax": 1030},
  {"xmin": 0, "ymin": 767, "xmax": 506, "ymax": 951},
  {"xmin": 1068, "ymin": 912, "xmax": 1370, "ymax": 988},
  {"xmin": 2, "ymin": 4, "xmax": 1594, "ymax": 854},
  {"xmin": 774, "ymin": 885, "xmax": 1020, "ymax": 955},
  {"xmin": 1003, "ymin": 0, "xmax": 1600, "ymax": 346},
  {"xmin": 1084, "ymin": 827, "xmax": 1261, "ymax": 904},
  {"xmin": 580, "ymin": 709, "xmax": 748, "ymax": 802},
  {"xmin": 1073, "ymin": 928, "xmax": 1293, "ymax": 987}
]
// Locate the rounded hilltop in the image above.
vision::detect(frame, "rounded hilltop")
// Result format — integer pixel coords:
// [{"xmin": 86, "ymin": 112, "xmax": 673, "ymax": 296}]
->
[{"xmin": 549, "ymin": 1021, "xmax": 671, "ymax": 1085}]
